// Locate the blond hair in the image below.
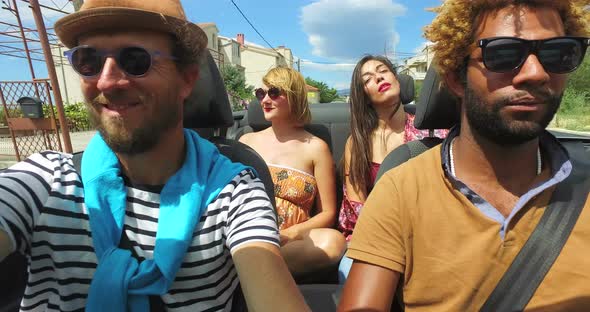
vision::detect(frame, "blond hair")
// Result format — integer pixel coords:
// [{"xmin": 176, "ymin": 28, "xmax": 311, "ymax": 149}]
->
[
  {"xmin": 424, "ymin": 0, "xmax": 590, "ymax": 78},
  {"xmin": 262, "ymin": 67, "xmax": 311, "ymax": 124}
]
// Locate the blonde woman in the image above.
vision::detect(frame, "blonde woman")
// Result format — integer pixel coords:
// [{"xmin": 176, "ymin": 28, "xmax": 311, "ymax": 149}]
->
[{"xmin": 240, "ymin": 67, "xmax": 346, "ymax": 276}]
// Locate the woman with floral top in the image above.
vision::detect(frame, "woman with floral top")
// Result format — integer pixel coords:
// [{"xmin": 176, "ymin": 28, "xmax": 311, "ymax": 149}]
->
[{"xmin": 240, "ymin": 67, "xmax": 346, "ymax": 277}]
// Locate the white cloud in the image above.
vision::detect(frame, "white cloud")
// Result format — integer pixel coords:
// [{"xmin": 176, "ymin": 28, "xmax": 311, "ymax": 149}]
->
[
  {"xmin": 300, "ymin": 59, "xmax": 356, "ymax": 72},
  {"xmin": 301, "ymin": 0, "xmax": 407, "ymax": 61}
]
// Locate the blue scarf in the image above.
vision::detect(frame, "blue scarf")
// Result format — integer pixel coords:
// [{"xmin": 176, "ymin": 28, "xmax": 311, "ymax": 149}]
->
[{"xmin": 83, "ymin": 129, "xmax": 250, "ymax": 312}]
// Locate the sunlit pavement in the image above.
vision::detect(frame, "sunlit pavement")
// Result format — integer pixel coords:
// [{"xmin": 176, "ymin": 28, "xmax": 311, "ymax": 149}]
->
[{"xmin": 0, "ymin": 130, "xmax": 96, "ymax": 169}]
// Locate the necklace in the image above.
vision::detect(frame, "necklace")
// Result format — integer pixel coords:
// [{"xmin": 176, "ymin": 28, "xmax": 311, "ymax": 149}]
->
[{"xmin": 449, "ymin": 138, "xmax": 542, "ymax": 177}]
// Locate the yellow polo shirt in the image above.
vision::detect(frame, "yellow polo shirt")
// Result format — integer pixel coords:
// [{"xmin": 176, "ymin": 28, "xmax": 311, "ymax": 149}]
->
[{"xmin": 347, "ymin": 145, "xmax": 590, "ymax": 311}]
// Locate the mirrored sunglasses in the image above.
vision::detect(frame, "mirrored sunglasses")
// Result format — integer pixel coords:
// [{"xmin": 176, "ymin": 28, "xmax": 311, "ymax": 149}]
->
[{"xmin": 477, "ymin": 36, "xmax": 590, "ymax": 74}]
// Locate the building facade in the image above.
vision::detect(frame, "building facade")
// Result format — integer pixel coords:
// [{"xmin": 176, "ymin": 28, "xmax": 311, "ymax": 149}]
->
[{"xmin": 400, "ymin": 44, "xmax": 434, "ymax": 81}]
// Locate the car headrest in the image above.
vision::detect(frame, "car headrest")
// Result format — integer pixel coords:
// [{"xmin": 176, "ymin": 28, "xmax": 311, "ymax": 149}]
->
[
  {"xmin": 183, "ymin": 50, "xmax": 234, "ymax": 129},
  {"xmin": 247, "ymin": 99, "xmax": 270, "ymax": 131},
  {"xmin": 397, "ymin": 73, "xmax": 415, "ymax": 105},
  {"xmin": 413, "ymin": 64, "xmax": 460, "ymax": 130}
]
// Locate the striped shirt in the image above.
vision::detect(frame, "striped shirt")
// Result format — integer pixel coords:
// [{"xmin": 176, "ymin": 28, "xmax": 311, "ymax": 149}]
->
[{"xmin": 0, "ymin": 151, "xmax": 280, "ymax": 312}]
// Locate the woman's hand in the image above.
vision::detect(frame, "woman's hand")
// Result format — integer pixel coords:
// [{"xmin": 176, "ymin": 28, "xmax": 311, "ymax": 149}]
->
[{"xmin": 279, "ymin": 227, "xmax": 302, "ymax": 246}]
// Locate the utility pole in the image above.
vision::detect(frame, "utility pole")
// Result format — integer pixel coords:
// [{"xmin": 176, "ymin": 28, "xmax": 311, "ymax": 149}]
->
[
  {"xmin": 297, "ymin": 58, "xmax": 301, "ymax": 72},
  {"xmin": 29, "ymin": 0, "xmax": 73, "ymax": 153},
  {"xmin": 11, "ymin": 0, "xmax": 37, "ymax": 81}
]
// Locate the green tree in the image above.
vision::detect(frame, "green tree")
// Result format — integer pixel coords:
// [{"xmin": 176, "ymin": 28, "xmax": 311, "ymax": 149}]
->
[
  {"xmin": 220, "ymin": 65, "xmax": 254, "ymax": 111},
  {"xmin": 305, "ymin": 77, "xmax": 339, "ymax": 103},
  {"xmin": 414, "ymin": 80, "xmax": 423, "ymax": 103}
]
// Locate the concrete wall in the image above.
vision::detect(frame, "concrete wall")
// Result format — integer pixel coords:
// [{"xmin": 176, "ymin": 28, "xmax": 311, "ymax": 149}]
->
[
  {"xmin": 52, "ymin": 45, "xmax": 85, "ymax": 105},
  {"xmin": 199, "ymin": 24, "xmax": 219, "ymax": 51},
  {"xmin": 307, "ymin": 91, "xmax": 320, "ymax": 104},
  {"xmin": 241, "ymin": 46, "xmax": 294, "ymax": 88},
  {"xmin": 219, "ymin": 37, "xmax": 241, "ymax": 66}
]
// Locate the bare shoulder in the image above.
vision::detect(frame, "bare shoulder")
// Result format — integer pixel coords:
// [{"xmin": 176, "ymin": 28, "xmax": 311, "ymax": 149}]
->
[
  {"xmin": 239, "ymin": 130, "xmax": 268, "ymax": 147},
  {"xmin": 238, "ymin": 132, "xmax": 255, "ymax": 145},
  {"xmin": 305, "ymin": 132, "xmax": 332, "ymax": 159}
]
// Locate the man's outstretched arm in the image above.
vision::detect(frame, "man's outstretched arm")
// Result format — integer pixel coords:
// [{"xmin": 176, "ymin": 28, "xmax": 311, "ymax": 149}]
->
[
  {"xmin": 338, "ymin": 260, "xmax": 400, "ymax": 312},
  {"xmin": 224, "ymin": 170, "xmax": 310, "ymax": 311},
  {"xmin": 232, "ymin": 242, "xmax": 310, "ymax": 312}
]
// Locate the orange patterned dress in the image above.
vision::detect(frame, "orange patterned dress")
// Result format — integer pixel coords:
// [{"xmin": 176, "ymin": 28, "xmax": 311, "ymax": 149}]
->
[{"xmin": 268, "ymin": 164, "xmax": 317, "ymax": 230}]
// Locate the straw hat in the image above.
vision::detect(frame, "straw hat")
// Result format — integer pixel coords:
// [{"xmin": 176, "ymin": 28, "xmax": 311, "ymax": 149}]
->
[{"xmin": 55, "ymin": 0, "xmax": 207, "ymax": 57}]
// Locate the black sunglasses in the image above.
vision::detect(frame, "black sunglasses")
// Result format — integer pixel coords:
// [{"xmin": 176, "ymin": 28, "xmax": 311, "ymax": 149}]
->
[
  {"xmin": 255, "ymin": 87, "xmax": 282, "ymax": 101},
  {"xmin": 477, "ymin": 36, "xmax": 590, "ymax": 74},
  {"xmin": 64, "ymin": 46, "xmax": 177, "ymax": 78}
]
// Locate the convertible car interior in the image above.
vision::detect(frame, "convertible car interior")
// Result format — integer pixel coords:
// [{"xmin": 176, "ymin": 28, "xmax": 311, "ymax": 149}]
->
[{"xmin": 1, "ymin": 49, "xmax": 588, "ymax": 312}]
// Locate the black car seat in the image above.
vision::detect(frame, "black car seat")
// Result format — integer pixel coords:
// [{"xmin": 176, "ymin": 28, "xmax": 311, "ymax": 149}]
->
[
  {"xmin": 295, "ymin": 75, "xmax": 418, "ymax": 308},
  {"xmin": 183, "ymin": 50, "xmax": 276, "ymax": 210},
  {"xmin": 0, "ymin": 49, "xmax": 272, "ymax": 312},
  {"xmin": 184, "ymin": 50, "xmax": 278, "ymax": 312},
  {"xmin": 372, "ymin": 64, "xmax": 459, "ymax": 312},
  {"xmin": 375, "ymin": 64, "xmax": 459, "ymax": 181}
]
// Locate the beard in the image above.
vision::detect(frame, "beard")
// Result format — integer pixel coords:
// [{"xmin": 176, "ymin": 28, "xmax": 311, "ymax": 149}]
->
[
  {"xmin": 87, "ymin": 88, "xmax": 182, "ymax": 155},
  {"xmin": 464, "ymin": 85, "xmax": 561, "ymax": 146}
]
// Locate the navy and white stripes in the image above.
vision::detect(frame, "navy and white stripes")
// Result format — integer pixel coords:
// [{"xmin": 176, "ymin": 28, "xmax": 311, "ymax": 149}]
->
[{"xmin": 0, "ymin": 151, "xmax": 279, "ymax": 311}]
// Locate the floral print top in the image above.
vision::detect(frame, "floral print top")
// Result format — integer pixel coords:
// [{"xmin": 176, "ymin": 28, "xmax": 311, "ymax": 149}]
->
[
  {"xmin": 338, "ymin": 113, "xmax": 449, "ymax": 241},
  {"xmin": 269, "ymin": 164, "xmax": 317, "ymax": 230}
]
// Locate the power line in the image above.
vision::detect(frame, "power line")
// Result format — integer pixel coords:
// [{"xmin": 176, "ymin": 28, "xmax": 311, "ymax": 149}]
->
[
  {"xmin": 299, "ymin": 60, "xmax": 356, "ymax": 65},
  {"xmin": 229, "ymin": 0, "xmax": 284, "ymax": 58}
]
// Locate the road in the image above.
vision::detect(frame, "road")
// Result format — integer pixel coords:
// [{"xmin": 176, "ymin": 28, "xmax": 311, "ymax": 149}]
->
[{"xmin": 0, "ymin": 130, "xmax": 96, "ymax": 169}]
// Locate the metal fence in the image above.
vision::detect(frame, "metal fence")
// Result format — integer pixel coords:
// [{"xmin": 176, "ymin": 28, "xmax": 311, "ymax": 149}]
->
[
  {"xmin": 0, "ymin": 80, "xmax": 63, "ymax": 160},
  {"xmin": 209, "ymin": 48, "xmax": 225, "ymax": 68}
]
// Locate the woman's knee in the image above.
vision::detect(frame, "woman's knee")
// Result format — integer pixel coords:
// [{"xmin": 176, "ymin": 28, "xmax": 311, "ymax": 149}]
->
[{"xmin": 308, "ymin": 229, "xmax": 346, "ymax": 262}]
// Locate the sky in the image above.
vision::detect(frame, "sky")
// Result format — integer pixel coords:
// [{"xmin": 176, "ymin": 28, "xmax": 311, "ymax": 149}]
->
[{"xmin": 0, "ymin": 0, "xmax": 442, "ymax": 90}]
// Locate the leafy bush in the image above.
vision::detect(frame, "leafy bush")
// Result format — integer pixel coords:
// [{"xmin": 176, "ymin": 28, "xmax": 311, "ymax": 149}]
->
[
  {"xmin": 0, "ymin": 109, "xmax": 5, "ymax": 126},
  {"xmin": 0, "ymin": 107, "xmax": 24, "ymax": 125},
  {"xmin": 554, "ymin": 89, "xmax": 590, "ymax": 131},
  {"xmin": 64, "ymin": 102, "xmax": 92, "ymax": 131},
  {"xmin": 414, "ymin": 80, "xmax": 423, "ymax": 102},
  {"xmin": 40, "ymin": 102, "xmax": 92, "ymax": 132},
  {"xmin": 551, "ymin": 53, "xmax": 589, "ymax": 132},
  {"xmin": 220, "ymin": 65, "xmax": 254, "ymax": 111},
  {"xmin": 305, "ymin": 77, "xmax": 339, "ymax": 103},
  {"xmin": 566, "ymin": 52, "xmax": 589, "ymax": 94},
  {"xmin": 559, "ymin": 89, "xmax": 589, "ymax": 114}
]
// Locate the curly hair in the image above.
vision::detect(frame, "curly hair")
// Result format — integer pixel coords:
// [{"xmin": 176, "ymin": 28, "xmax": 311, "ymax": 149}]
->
[{"xmin": 424, "ymin": 0, "xmax": 590, "ymax": 78}]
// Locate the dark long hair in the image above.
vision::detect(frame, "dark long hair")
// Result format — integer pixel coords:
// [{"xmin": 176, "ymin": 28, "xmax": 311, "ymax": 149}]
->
[{"xmin": 343, "ymin": 55, "xmax": 398, "ymax": 198}]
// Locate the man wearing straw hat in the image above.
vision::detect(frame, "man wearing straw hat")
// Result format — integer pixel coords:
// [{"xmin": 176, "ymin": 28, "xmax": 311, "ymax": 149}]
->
[{"xmin": 0, "ymin": 1, "xmax": 309, "ymax": 311}]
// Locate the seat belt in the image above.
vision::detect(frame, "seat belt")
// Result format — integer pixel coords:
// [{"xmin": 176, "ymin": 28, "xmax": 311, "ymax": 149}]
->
[{"xmin": 480, "ymin": 142, "xmax": 590, "ymax": 312}]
